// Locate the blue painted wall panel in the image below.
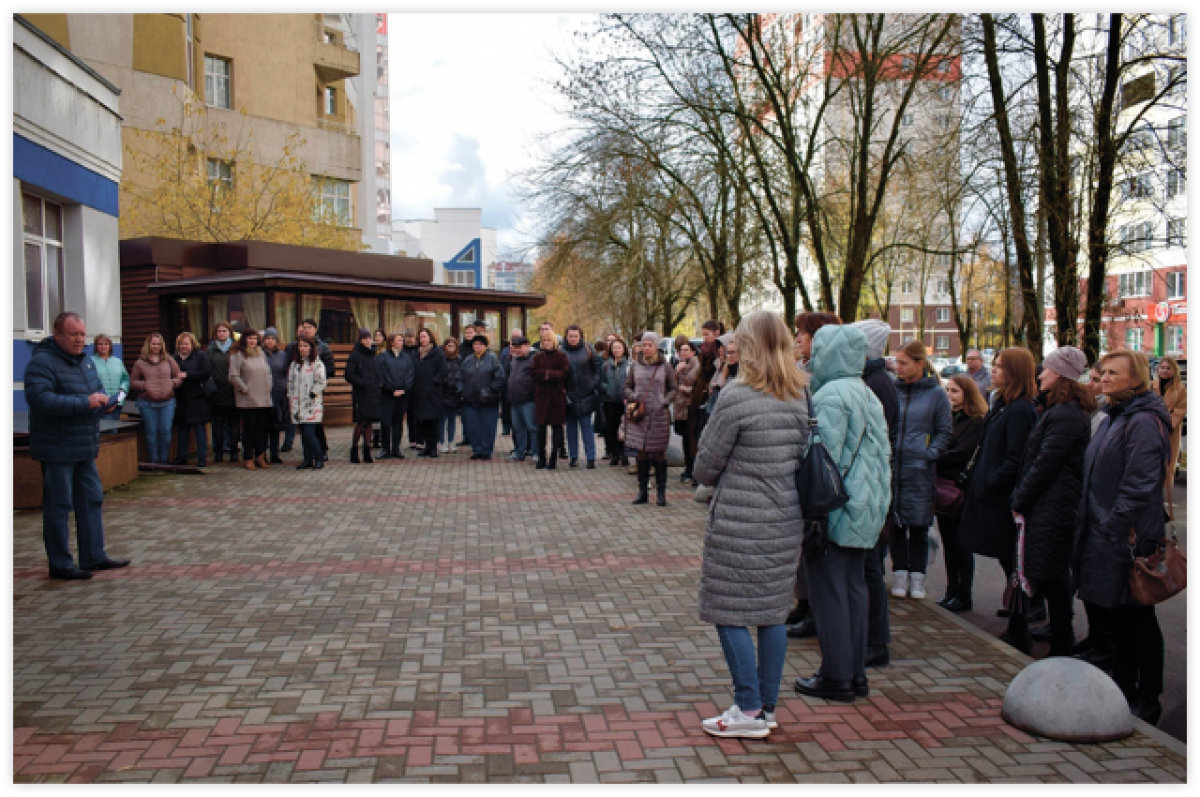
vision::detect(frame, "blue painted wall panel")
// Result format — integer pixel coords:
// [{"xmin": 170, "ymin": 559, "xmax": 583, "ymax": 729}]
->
[
  {"xmin": 13, "ymin": 339, "xmax": 121, "ymax": 413},
  {"xmin": 13, "ymin": 134, "xmax": 119, "ymax": 217}
]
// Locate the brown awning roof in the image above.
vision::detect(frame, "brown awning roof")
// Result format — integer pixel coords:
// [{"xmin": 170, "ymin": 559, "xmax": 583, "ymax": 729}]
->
[{"xmin": 145, "ymin": 269, "xmax": 546, "ymax": 307}]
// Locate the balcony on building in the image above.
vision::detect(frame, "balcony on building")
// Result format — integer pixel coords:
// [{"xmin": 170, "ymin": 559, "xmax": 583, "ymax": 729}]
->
[{"xmin": 313, "ymin": 20, "xmax": 360, "ymax": 82}]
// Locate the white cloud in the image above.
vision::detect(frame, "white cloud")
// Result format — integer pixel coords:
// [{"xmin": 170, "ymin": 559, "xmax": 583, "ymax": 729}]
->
[{"xmin": 387, "ymin": 13, "xmax": 592, "ymax": 249}]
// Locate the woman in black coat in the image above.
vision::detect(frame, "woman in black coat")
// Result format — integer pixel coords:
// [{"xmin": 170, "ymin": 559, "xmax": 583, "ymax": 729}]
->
[
  {"xmin": 1003, "ymin": 347, "xmax": 1094, "ymax": 656},
  {"xmin": 1074, "ymin": 350, "xmax": 1172, "ymax": 725},
  {"xmin": 958, "ymin": 347, "xmax": 1039, "ymax": 606},
  {"xmin": 172, "ymin": 332, "xmax": 213, "ymax": 466},
  {"xmin": 935, "ymin": 375, "xmax": 987, "ymax": 612},
  {"xmin": 409, "ymin": 328, "xmax": 448, "ymax": 458},
  {"xmin": 344, "ymin": 329, "xmax": 381, "ymax": 463}
]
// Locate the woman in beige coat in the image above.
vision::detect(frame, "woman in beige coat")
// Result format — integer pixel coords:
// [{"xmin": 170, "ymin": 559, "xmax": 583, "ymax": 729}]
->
[
  {"xmin": 229, "ymin": 328, "xmax": 275, "ymax": 470},
  {"xmin": 1153, "ymin": 356, "xmax": 1187, "ymax": 518}
]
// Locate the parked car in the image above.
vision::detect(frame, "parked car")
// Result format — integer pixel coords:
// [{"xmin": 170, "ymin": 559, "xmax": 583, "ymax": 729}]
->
[{"xmin": 940, "ymin": 363, "xmax": 967, "ymax": 378}]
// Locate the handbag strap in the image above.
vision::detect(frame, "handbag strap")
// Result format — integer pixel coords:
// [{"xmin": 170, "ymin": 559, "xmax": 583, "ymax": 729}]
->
[{"xmin": 804, "ymin": 388, "xmax": 863, "ymax": 478}]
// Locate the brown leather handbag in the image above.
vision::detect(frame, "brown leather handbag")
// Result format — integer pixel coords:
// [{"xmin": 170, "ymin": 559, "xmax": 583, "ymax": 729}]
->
[
  {"xmin": 1128, "ymin": 523, "xmax": 1187, "ymax": 606},
  {"xmin": 626, "ymin": 400, "xmax": 646, "ymax": 422}
]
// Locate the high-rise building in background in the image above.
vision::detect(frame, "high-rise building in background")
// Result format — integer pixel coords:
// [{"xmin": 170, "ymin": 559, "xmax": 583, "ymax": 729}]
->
[
  {"xmin": 22, "ymin": 13, "xmax": 390, "ymax": 253},
  {"xmin": 491, "ymin": 261, "xmax": 536, "ymax": 293}
]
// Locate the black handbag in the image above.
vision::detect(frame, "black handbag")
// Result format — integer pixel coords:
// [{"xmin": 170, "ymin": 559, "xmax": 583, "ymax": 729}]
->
[
  {"xmin": 201, "ymin": 376, "xmax": 218, "ymax": 399},
  {"xmin": 796, "ymin": 389, "xmax": 861, "ymax": 558}
]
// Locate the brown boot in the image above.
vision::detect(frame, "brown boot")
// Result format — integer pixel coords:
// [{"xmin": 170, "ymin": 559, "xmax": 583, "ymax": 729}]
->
[
  {"xmin": 244, "ymin": 458, "xmax": 257, "ymax": 470},
  {"xmin": 256, "ymin": 453, "xmax": 270, "ymax": 469}
]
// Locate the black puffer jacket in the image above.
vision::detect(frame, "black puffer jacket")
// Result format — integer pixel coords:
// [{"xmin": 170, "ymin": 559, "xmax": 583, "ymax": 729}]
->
[
  {"xmin": 459, "ymin": 350, "xmax": 506, "ymax": 407},
  {"xmin": 378, "ymin": 348, "xmax": 415, "ymax": 397},
  {"xmin": 344, "ymin": 342, "xmax": 381, "ymax": 422},
  {"xmin": 23, "ymin": 336, "xmax": 107, "ymax": 462},
  {"xmin": 442, "ymin": 355, "xmax": 464, "ymax": 410},
  {"xmin": 173, "ymin": 349, "xmax": 213, "ymax": 426},
  {"xmin": 959, "ymin": 395, "xmax": 1039, "ymax": 560},
  {"xmin": 563, "ymin": 340, "xmax": 601, "ymax": 417},
  {"xmin": 1073, "ymin": 391, "xmax": 1172, "ymax": 609},
  {"xmin": 506, "ymin": 352, "xmax": 535, "ymax": 405},
  {"xmin": 1010, "ymin": 398, "xmax": 1091, "ymax": 584},
  {"xmin": 863, "ymin": 357, "xmax": 899, "ymax": 443},
  {"xmin": 892, "ymin": 376, "xmax": 953, "ymax": 527}
]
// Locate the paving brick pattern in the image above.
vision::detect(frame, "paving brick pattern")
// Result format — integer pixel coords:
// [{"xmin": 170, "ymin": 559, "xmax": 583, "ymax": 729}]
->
[{"xmin": 13, "ymin": 429, "xmax": 1187, "ymax": 783}]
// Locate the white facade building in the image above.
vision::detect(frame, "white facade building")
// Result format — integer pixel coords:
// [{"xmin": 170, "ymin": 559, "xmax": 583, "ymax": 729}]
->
[
  {"xmin": 391, "ymin": 208, "xmax": 497, "ymax": 288},
  {"xmin": 13, "ymin": 15, "xmax": 123, "ymax": 411}
]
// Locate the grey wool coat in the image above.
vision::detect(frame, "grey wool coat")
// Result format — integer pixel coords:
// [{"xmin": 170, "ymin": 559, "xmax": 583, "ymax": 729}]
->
[{"xmin": 694, "ymin": 381, "xmax": 811, "ymax": 627}]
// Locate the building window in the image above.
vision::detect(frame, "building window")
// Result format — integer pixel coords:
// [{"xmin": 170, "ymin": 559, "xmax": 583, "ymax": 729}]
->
[
  {"xmin": 900, "ymin": 113, "xmax": 914, "ymax": 127},
  {"xmin": 1120, "ymin": 222, "xmax": 1155, "ymax": 252},
  {"xmin": 1099, "ymin": 329, "xmax": 1107, "ymax": 354},
  {"xmin": 1167, "ymin": 326, "xmax": 1184, "ymax": 355},
  {"xmin": 1166, "ymin": 271, "xmax": 1185, "ymax": 299},
  {"xmin": 901, "ymin": 56, "xmax": 915, "ymax": 72},
  {"xmin": 1169, "ymin": 14, "xmax": 1187, "ymax": 46},
  {"xmin": 938, "ymin": 86, "xmax": 952, "ymax": 101},
  {"xmin": 1118, "ymin": 270, "xmax": 1152, "ymax": 297},
  {"xmin": 445, "ymin": 270, "xmax": 476, "ymax": 288},
  {"xmin": 21, "ymin": 193, "xmax": 65, "ymax": 333},
  {"xmin": 901, "ymin": 280, "xmax": 913, "ymax": 294},
  {"xmin": 1123, "ymin": 173, "xmax": 1155, "ymax": 199},
  {"xmin": 1168, "ymin": 116, "xmax": 1186, "ymax": 149},
  {"xmin": 937, "ymin": 59, "xmax": 951, "ymax": 73},
  {"xmin": 325, "ymin": 86, "xmax": 337, "ymax": 116},
  {"xmin": 1167, "ymin": 167, "xmax": 1186, "ymax": 197},
  {"xmin": 935, "ymin": 253, "xmax": 952, "ymax": 267},
  {"xmin": 204, "ymin": 55, "xmax": 232, "ymax": 109},
  {"xmin": 901, "ymin": 307, "xmax": 914, "ymax": 323},
  {"xmin": 936, "ymin": 307, "xmax": 951, "ymax": 323},
  {"xmin": 902, "ymin": 334, "xmax": 916, "ymax": 344},
  {"xmin": 1168, "ymin": 218, "xmax": 1186, "ymax": 247},
  {"xmin": 936, "ymin": 279, "xmax": 949, "ymax": 295},
  {"xmin": 936, "ymin": 114, "xmax": 951, "ymax": 130},
  {"xmin": 206, "ymin": 159, "xmax": 233, "ymax": 193},
  {"xmin": 1125, "ymin": 327, "xmax": 1144, "ymax": 351},
  {"xmin": 315, "ymin": 178, "xmax": 352, "ymax": 225},
  {"xmin": 935, "ymin": 334, "xmax": 950, "ymax": 350}
]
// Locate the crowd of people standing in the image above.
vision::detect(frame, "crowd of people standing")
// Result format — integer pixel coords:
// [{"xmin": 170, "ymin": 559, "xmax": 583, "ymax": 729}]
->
[{"xmin": 27, "ymin": 306, "xmax": 1185, "ymax": 736}]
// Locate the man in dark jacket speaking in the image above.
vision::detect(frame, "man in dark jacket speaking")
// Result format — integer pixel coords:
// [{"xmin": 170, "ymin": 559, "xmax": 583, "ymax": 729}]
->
[{"xmin": 23, "ymin": 312, "xmax": 131, "ymax": 580}]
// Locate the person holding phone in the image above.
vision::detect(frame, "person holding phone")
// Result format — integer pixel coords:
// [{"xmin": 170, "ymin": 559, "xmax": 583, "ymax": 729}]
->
[{"xmin": 90, "ymin": 334, "xmax": 128, "ymax": 416}]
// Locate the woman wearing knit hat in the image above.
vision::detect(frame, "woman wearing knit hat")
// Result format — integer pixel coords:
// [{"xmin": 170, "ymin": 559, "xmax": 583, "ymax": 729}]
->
[
  {"xmin": 624, "ymin": 332, "xmax": 678, "ymax": 505},
  {"xmin": 1001, "ymin": 345, "xmax": 1094, "ymax": 655}
]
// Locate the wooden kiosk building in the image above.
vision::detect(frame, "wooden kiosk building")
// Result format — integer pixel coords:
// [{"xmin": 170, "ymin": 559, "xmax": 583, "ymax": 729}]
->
[{"xmin": 120, "ymin": 238, "xmax": 545, "ymax": 424}]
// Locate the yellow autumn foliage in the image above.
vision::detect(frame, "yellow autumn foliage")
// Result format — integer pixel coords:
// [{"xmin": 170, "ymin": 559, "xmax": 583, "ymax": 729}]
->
[{"xmin": 120, "ymin": 89, "xmax": 364, "ymax": 251}]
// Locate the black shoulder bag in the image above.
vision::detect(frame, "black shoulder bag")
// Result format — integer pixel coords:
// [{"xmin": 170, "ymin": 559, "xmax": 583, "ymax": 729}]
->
[{"xmin": 796, "ymin": 389, "xmax": 857, "ymax": 558}]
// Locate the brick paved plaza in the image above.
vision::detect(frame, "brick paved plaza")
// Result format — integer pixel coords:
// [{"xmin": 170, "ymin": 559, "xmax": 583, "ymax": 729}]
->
[{"xmin": 12, "ymin": 429, "xmax": 1187, "ymax": 783}]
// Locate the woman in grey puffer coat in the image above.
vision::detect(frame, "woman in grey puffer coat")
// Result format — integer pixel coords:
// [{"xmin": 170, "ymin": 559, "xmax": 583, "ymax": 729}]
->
[
  {"xmin": 888, "ymin": 341, "xmax": 952, "ymax": 600},
  {"xmin": 694, "ymin": 311, "xmax": 811, "ymax": 739}
]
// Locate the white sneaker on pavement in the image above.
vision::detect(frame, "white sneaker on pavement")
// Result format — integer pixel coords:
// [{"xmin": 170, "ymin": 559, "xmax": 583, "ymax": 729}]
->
[
  {"xmin": 701, "ymin": 705, "xmax": 770, "ymax": 738},
  {"xmin": 909, "ymin": 572, "xmax": 927, "ymax": 599},
  {"xmin": 891, "ymin": 570, "xmax": 909, "ymax": 598},
  {"xmin": 761, "ymin": 709, "xmax": 778, "ymax": 729}
]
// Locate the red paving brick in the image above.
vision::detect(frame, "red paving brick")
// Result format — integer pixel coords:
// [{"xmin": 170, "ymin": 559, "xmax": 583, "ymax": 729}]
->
[{"xmin": 12, "ymin": 428, "xmax": 1187, "ymax": 783}]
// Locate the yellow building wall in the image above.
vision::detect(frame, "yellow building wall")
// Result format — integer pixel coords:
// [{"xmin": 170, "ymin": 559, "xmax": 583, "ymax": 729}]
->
[
  {"xmin": 131, "ymin": 14, "xmax": 188, "ymax": 82},
  {"xmin": 22, "ymin": 14, "xmax": 70, "ymax": 49}
]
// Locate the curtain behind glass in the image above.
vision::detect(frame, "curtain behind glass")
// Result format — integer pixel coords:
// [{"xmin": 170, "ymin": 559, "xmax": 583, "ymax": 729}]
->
[
  {"xmin": 274, "ymin": 294, "xmax": 296, "ymax": 345},
  {"xmin": 183, "ymin": 299, "xmax": 204, "ymax": 338},
  {"xmin": 485, "ymin": 310, "xmax": 501, "ymax": 351},
  {"xmin": 507, "ymin": 307, "xmax": 523, "ymax": 340},
  {"xmin": 242, "ymin": 293, "xmax": 266, "ymax": 332},
  {"xmin": 301, "ymin": 295, "xmax": 323, "ymax": 328},
  {"xmin": 349, "ymin": 298, "xmax": 380, "ymax": 334},
  {"xmin": 208, "ymin": 295, "xmax": 230, "ymax": 341},
  {"xmin": 384, "ymin": 300, "xmax": 406, "ymax": 338}
]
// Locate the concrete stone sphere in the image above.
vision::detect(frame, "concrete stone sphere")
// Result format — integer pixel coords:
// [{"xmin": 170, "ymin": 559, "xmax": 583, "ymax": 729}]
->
[{"xmin": 1001, "ymin": 657, "xmax": 1134, "ymax": 743}]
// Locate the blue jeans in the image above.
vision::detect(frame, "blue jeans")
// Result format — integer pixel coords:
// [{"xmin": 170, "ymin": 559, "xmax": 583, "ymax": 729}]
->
[
  {"xmin": 441, "ymin": 407, "xmax": 459, "ymax": 445},
  {"xmin": 511, "ymin": 402, "xmax": 536, "ymax": 459},
  {"xmin": 138, "ymin": 398, "xmax": 176, "ymax": 464},
  {"xmin": 300, "ymin": 423, "xmax": 321, "ymax": 464},
  {"xmin": 566, "ymin": 412, "xmax": 597, "ymax": 461},
  {"xmin": 41, "ymin": 460, "xmax": 109, "ymax": 572},
  {"xmin": 462, "ymin": 404, "xmax": 500, "ymax": 457},
  {"xmin": 177, "ymin": 423, "xmax": 208, "ymax": 464},
  {"xmin": 459, "ymin": 408, "xmax": 471, "ymax": 445},
  {"xmin": 716, "ymin": 625, "xmax": 788, "ymax": 712}
]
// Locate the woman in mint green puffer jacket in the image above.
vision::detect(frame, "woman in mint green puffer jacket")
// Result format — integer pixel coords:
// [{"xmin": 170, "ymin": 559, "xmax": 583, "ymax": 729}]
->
[{"xmin": 794, "ymin": 324, "xmax": 892, "ymax": 703}]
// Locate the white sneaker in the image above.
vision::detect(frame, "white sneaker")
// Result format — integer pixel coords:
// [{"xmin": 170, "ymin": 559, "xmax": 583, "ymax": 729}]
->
[
  {"xmin": 449, "ymin": 445, "xmax": 457, "ymax": 453},
  {"xmin": 761, "ymin": 709, "xmax": 778, "ymax": 729},
  {"xmin": 694, "ymin": 485, "xmax": 713, "ymax": 503},
  {"xmin": 701, "ymin": 705, "xmax": 770, "ymax": 738},
  {"xmin": 439, "ymin": 445, "xmax": 449, "ymax": 454},
  {"xmin": 909, "ymin": 573, "xmax": 926, "ymax": 599},
  {"xmin": 891, "ymin": 570, "xmax": 909, "ymax": 598}
]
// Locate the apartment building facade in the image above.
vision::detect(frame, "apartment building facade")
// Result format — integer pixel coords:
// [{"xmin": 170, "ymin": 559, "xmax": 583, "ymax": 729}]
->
[{"xmin": 392, "ymin": 208, "xmax": 497, "ymax": 289}]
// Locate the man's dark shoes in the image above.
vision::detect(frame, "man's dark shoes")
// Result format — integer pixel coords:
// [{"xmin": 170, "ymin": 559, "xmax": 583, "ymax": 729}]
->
[
  {"xmin": 84, "ymin": 558, "xmax": 131, "ymax": 571},
  {"xmin": 785, "ymin": 603, "xmax": 809, "ymax": 626},
  {"xmin": 853, "ymin": 675, "xmax": 869, "ymax": 698},
  {"xmin": 794, "ymin": 674, "xmax": 855, "ymax": 703},
  {"xmin": 50, "ymin": 566, "xmax": 93, "ymax": 580},
  {"xmin": 998, "ymin": 630, "xmax": 1032, "ymax": 655},
  {"xmin": 942, "ymin": 596, "xmax": 972, "ymax": 612},
  {"xmin": 786, "ymin": 616, "xmax": 818, "ymax": 639},
  {"xmin": 269, "ymin": 455, "xmax": 284, "ymax": 464},
  {"xmin": 297, "ymin": 460, "xmax": 314, "ymax": 469},
  {"xmin": 569, "ymin": 457, "xmax": 578, "ymax": 468},
  {"xmin": 586, "ymin": 460, "xmax": 596, "ymax": 469},
  {"xmin": 865, "ymin": 647, "xmax": 890, "ymax": 668}
]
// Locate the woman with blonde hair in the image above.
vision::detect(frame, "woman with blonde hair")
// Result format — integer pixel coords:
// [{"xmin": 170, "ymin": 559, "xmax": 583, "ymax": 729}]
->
[
  {"xmin": 171, "ymin": 331, "xmax": 213, "ymax": 467},
  {"xmin": 695, "ymin": 310, "xmax": 811, "ymax": 737},
  {"xmin": 1153, "ymin": 356, "xmax": 1187, "ymax": 518},
  {"xmin": 130, "ymin": 332, "xmax": 183, "ymax": 464}
]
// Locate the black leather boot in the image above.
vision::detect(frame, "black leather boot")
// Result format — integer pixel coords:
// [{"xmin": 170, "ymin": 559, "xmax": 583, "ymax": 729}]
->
[
  {"xmin": 350, "ymin": 446, "xmax": 360, "ymax": 464},
  {"xmin": 362, "ymin": 440, "xmax": 373, "ymax": 464},
  {"xmin": 654, "ymin": 460, "xmax": 667, "ymax": 506},
  {"xmin": 633, "ymin": 459, "xmax": 650, "ymax": 504},
  {"xmin": 548, "ymin": 450, "xmax": 558, "ymax": 470}
]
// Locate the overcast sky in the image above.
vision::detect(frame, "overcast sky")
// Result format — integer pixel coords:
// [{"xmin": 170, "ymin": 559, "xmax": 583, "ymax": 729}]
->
[{"xmin": 387, "ymin": 13, "xmax": 593, "ymax": 256}]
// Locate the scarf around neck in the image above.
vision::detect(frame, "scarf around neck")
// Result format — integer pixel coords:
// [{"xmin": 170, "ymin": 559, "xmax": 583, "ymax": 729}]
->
[
  {"xmin": 419, "ymin": 343, "xmax": 434, "ymax": 359},
  {"xmin": 215, "ymin": 338, "xmax": 232, "ymax": 353}
]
